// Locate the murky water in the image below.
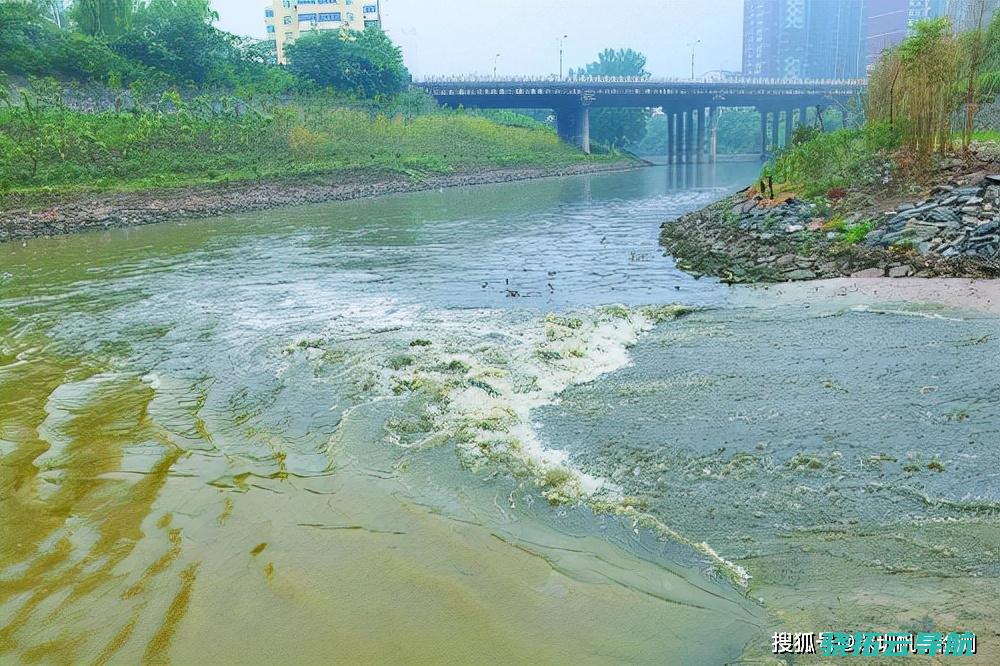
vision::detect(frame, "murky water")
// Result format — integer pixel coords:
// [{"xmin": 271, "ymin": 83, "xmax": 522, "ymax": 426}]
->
[{"xmin": 2, "ymin": 162, "xmax": 998, "ymax": 663}]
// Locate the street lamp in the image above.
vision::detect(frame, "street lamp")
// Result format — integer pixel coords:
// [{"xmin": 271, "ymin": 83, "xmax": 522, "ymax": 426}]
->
[
  {"xmin": 493, "ymin": 53, "xmax": 501, "ymax": 79},
  {"xmin": 558, "ymin": 35, "xmax": 568, "ymax": 79},
  {"xmin": 687, "ymin": 40, "xmax": 702, "ymax": 80}
]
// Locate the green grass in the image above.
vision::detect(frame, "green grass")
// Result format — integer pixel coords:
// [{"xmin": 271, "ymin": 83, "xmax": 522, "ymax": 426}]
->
[
  {"xmin": 0, "ymin": 100, "xmax": 615, "ymax": 207},
  {"xmin": 971, "ymin": 130, "xmax": 1000, "ymax": 143},
  {"xmin": 841, "ymin": 220, "xmax": 876, "ymax": 245},
  {"xmin": 763, "ymin": 121, "xmax": 902, "ymax": 198}
]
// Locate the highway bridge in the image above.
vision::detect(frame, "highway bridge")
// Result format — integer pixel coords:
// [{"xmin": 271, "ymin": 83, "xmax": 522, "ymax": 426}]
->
[{"xmin": 415, "ymin": 76, "xmax": 867, "ymax": 159}]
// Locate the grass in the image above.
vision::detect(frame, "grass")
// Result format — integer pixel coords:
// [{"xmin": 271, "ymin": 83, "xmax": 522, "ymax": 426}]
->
[
  {"xmin": 763, "ymin": 122, "xmax": 901, "ymax": 199},
  {"xmin": 971, "ymin": 130, "xmax": 1000, "ymax": 143},
  {"xmin": 841, "ymin": 220, "xmax": 876, "ymax": 245},
  {"xmin": 0, "ymin": 99, "xmax": 616, "ymax": 207}
]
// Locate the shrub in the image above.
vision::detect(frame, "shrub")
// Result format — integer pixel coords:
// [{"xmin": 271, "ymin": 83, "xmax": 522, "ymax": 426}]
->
[{"xmin": 765, "ymin": 121, "xmax": 901, "ymax": 197}]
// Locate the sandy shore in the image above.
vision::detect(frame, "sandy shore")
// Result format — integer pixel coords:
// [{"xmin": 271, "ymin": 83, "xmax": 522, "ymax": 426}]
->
[
  {"xmin": 737, "ymin": 277, "xmax": 1000, "ymax": 315},
  {"xmin": 0, "ymin": 161, "xmax": 640, "ymax": 243}
]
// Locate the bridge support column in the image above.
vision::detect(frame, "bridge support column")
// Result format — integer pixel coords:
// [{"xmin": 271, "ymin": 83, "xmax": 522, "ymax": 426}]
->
[
  {"xmin": 759, "ymin": 109, "xmax": 768, "ymax": 157},
  {"xmin": 784, "ymin": 108, "xmax": 794, "ymax": 147},
  {"xmin": 666, "ymin": 112, "xmax": 675, "ymax": 163},
  {"xmin": 684, "ymin": 109, "xmax": 697, "ymax": 164},
  {"xmin": 555, "ymin": 105, "xmax": 591, "ymax": 154},
  {"xmin": 799, "ymin": 107, "xmax": 809, "ymax": 129},
  {"xmin": 696, "ymin": 106, "xmax": 706, "ymax": 164},
  {"xmin": 771, "ymin": 109, "xmax": 780, "ymax": 151},
  {"xmin": 709, "ymin": 107, "xmax": 719, "ymax": 163}
]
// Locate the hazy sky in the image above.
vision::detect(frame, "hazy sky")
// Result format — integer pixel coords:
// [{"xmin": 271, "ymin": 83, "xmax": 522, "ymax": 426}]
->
[{"xmin": 212, "ymin": 0, "xmax": 745, "ymax": 79}]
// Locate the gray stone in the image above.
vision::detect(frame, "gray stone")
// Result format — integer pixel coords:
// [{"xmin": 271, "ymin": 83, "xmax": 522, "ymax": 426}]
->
[
  {"xmin": 974, "ymin": 219, "xmax": 1000, "ymax": 235},
  {"xmin": 985, "ymin": 174, "xmax": 1000, "ymax": 185},
  {"xmin": 783, "ymin": 269, "xmax": 817, "ymax": 281},
  {"xmin": 906, "ymin": 223, "xmax": 940, "ymax": 241},
  {"xmin": 851, "ymin": 268, "xmax": 884, "ymax": 278},
  {"xmin": 888, "ymin": 265, "xmax": 914, "ymax": 278}
]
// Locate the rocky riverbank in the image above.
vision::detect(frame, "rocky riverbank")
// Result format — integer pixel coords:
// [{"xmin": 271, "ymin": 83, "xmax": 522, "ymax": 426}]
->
[
  {"xmin": 1, "ymin": 161, "xmax": 639, "ymax": 243},
  {"xmin": 660, "ymin": 145, "xmax": 1000, "ymax": 283}
]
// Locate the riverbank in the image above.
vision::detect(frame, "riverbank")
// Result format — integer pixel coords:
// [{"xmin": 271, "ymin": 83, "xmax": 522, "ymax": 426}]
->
[
  {"xmin": 0, "ymin": 161, "xmax": 639, "ymax": 243},
  {"xmin": 739, "ymin": 276, "xmax": 1000, "ymax": 314},
  {"xmin": 660, "ymin": 143, "xmax": 1000, "ymax": 283}
]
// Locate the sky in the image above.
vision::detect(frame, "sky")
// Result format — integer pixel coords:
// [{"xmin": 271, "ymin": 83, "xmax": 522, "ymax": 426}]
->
[{"xmin": 211, "ymin": 0, "xmax": 745, "ymax": 79}]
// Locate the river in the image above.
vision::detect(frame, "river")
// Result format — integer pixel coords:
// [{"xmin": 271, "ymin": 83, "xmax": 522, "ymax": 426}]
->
[{"xmin": 1, "ymin": 162, "xmax": 998, "ymax": 664}]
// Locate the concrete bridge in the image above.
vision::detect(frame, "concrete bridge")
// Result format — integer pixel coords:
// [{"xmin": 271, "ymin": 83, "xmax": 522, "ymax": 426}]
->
[{"xmin": 415, "ymin": 76, "xmax": 867, "ymax": 160}]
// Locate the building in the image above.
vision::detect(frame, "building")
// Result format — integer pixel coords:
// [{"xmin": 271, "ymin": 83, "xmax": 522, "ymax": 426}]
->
[
  {"xmin": 742, "ymin": 0, "xmax": 867, "ymax": 79},
  {"xmin": 946, "ymin": 0, "xmax": 1000, "ymax": 31},
  {"xmin": 863, "ymin": 0, "xmax": 946, "ymax": 69},
  {"xmin": 264, "ymin": 0, "xmax": 382, "ymax": 64}
]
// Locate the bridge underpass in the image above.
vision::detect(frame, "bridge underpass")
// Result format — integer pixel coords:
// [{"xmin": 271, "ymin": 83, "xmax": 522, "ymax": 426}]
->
[{"xmin": 415, "ymin": 78, "xmax": 866, "ymax": 160}]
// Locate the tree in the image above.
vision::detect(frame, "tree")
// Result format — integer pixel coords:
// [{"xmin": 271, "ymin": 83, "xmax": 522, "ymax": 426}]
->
[
  {"xmin": 70, "ymin": 0, "xmax": 136, "ymax": 38},
  {"xmin": 867, "ymin": 18, "xmax": 961, "ymax": 157},
  {"xmin": 285, "ymin": 27, "xmax": 408, "ymax": 98},
  {"xmin": 113, "ymin": 0, "xmax": 237, "ymax": 86},
  {"xmin": 575, "ymin": 48, "xmax": 650, "ymax": 148}
]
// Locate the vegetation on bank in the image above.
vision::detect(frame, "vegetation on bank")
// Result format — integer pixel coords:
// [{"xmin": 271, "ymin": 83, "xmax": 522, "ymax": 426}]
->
[
  {"xmin": 762, "ymin": 11, "xmax": 1000, "ymax": 200},
  {"xmin": 0, "ymin": 1, "xmax": 623, "ymax": 208},
  {"xmin": 0, "ymin": 83, "xmax": 604, "ymax": 205}
]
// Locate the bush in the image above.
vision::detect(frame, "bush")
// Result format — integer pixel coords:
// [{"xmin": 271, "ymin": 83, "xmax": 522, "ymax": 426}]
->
[
  {"xmin": 0, "ymin": 89, "xmax": 593, "ymax": 199},
  {"xmin": 765, "ymin": 121, "xmax": 902, "ymax": 197},
  {"xmin": 285, "ymin": 28, "xmax": 409, "ymax": 98}
]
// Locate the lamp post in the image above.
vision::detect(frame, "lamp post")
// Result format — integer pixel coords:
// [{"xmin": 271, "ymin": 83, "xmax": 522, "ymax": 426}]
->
[
  {"xmin": 687, "ymin": 39, "xmax": 701, "ymax": 80},
  {"xmin": 493, "ymin": 53, "xmax": 501, "ymax": 79},
  {"xmin": 558, "ymin": 34, "xmax": 568, "ymax": 79}
]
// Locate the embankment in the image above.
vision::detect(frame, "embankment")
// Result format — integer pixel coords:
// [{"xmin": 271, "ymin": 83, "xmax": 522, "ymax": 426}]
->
[
  {"xmin": 0, "ymin": 161, "xmax": 638, "ymax": 243},
  {"xmin": 660, "ymin": 146, "xmax": 1000, "ymax": 283}
]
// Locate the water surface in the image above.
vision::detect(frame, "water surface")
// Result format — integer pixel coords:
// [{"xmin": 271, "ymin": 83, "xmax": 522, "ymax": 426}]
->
[{"xmin": 2, "ymin": 162, "xmax": 997, "ymax": 663}]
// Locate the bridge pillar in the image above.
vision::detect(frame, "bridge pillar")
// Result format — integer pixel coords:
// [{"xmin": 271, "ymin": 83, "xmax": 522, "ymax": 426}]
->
[
  {"xmin": 799, "ymin": 107, "xmax": 809, "ymax": 129},
  {"xmin": 784, "ymin": 108, "xmax": 794, "ymax": 147},
  {"xmin": 666, "ymin": 111, "xmax": 675, "ymax": 163},
  {"xmin": 709, "ymin": 107, "xmax": 719, "ymax": 163},
  {"xmin": 686, "ymin": 110, "xmax": 696, "ymax": 164},
  {"xmin": 675, "ymin": 110, "xmax": 684, "ymax": 163},
  {"xmin": 555, "ymin": 105, "xmax": 591, "ymax": 154},
  {"xmin": 760, "ymin": 109, "xmax": 768, "ymax": 157},
  {"xmin": 579, "ymin": 106, "xmax": 590, "ymax": 154},
  {"xmin": 696, "ymin": 106, "xmax": 706, "ymax": 164},
  {"xmin": 771, "ymin": 109, "xmax": 780, "ymax": 151}
]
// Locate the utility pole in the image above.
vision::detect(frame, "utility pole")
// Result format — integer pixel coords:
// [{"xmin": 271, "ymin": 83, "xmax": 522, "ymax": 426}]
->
[
  {"xmin": 558, "ymin": 34, "xmax": 568, "ymax": 79},
  {"xmin": 493, "ymin": 53, "xmax": 501, "ymax": 79},
  {"xmin": 687, "ymin": 40, "xmax": 701, "ymax": 80}
]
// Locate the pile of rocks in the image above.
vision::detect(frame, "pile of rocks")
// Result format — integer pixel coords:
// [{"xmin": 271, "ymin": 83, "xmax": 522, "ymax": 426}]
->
[
  {"xmin": 866, "ymin": 176, "xmax": 1000, "ymax": 260},
  {"xmin": 660, "ymin": 170, "xmax": 1000, "ymax": 283}
]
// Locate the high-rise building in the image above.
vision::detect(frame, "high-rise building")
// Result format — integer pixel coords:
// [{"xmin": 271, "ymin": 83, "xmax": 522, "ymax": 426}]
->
[
  {"xmin": 264, "ymin": 0, "xmax": 382, "ymax": 64},
  {"xmin": 863, "ymin": 0, "xmax": 946, "ymax": 69},
  {"xmin": 742, "ymin": 0, "xmax": 867, "ymax": 79},
  {"xmin": 946, "ymin": 0, "xmax": 1000, "ymax": 31}
]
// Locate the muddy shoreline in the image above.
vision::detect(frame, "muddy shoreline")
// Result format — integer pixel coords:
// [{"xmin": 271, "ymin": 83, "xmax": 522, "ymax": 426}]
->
[{"xmin": 0, "ymin": 161, "xmax": 639, "ymax": 243}]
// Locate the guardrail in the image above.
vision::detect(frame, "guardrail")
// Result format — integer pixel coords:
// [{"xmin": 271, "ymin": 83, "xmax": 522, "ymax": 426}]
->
[{"xmin": 415, "ymin": 75, "xmax": 868, "ymax": 86}]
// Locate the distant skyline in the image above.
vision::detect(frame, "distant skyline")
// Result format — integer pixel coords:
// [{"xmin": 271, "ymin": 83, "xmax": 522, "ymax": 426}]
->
[{"xmin": 211, "ymin": 0, "xmax": 745, "ymax": 78}]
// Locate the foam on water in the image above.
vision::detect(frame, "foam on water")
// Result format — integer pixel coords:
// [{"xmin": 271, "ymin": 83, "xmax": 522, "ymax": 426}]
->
[{"xmin": 329, "ymin": 301, "xmax": 756, "ymax": 586}]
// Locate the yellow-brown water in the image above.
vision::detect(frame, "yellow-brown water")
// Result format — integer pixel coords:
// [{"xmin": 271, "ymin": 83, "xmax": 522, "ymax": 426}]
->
[
  {"xmin": 5, "ymin": 164, "xmax": 997, "ymax": 664},
  {"xmin": 1, "ymin": 166, "xmax": 766, "ymax": 664}
]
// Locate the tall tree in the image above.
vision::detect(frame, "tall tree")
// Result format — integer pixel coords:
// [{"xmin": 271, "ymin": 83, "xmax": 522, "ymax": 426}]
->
[
  {"xmin": 70, "ymin": 0, "xmax": 136, "ymax": 38},
  {"xmin": 576, "ymin": 48, "xmax": 650, "ymax": 148},
  {"xmin": 285, "ymin": 27, "xmax": 408, "ymax": 98},
  {"xmin": 113, "ymin": 0, "xmax": 236, "ymax": 85}
]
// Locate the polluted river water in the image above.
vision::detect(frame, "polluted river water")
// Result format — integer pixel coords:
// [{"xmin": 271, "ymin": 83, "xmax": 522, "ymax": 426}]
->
[{"xmin": 1, "ymin": 162, "xmax": 998, "ymax": 663}]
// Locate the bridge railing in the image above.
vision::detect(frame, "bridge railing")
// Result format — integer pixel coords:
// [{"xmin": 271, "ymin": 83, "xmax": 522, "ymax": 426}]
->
[{"xmin": 414, "ymin": 75, "xmax": 868, "ymax": 87}]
